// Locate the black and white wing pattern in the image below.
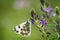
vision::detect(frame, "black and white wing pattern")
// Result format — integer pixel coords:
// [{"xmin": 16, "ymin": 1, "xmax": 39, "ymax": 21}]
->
[{"xmin": 13, "ymin": 19, "xmax": 31, "ymax": 37}]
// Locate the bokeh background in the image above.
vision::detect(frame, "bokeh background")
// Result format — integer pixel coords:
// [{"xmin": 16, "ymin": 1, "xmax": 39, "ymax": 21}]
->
[{"xmin": 0, "ymin": 0, "xmax": 60, "ymax": 40}]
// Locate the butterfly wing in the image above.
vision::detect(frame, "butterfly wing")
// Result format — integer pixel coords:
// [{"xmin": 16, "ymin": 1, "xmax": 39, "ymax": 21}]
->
[{"xmin": 13, "ymin": 19, "xmax": 31, "ymax": 37}]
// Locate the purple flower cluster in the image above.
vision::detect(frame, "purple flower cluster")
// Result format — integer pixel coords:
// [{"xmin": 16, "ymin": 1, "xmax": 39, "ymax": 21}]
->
[
  {"xmin": 31, "ymin": 18, "xmax": 48, "ymax": 26},
  {"xmin": 39, "ymin": 19, "xmax": 48, "ymax": 26},
  {"xmin": 40, "ymin": 6, "xmax": 56, "ymax": 17}
]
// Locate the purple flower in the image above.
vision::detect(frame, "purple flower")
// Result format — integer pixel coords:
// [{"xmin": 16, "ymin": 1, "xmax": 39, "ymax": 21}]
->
[
  {"xmin": 40, "ymin": 19, "xmax": 45, "ymax": 25},
  {"xmin": 31, "ymin": 18, "xmax": 35, "ymax": 24},
  {"xmin": 45, "ymin": 7, "xmax": 56, "ymax": 16},
  {"xmin": 51, "ymin": 12, "xmax": 56, "ymax": 16},
  {"xmin": 45, "ymin": 7, "xmax": 53, "ymax": 12},
  {"xmin": 45, "ymin": 21, "xmax": 48, "ymax": 26},
  {"xmin": 40, "ymin": 6, "xmax": 53, "ymax": 13},
  {"xmin": 39, "ymin": 19, "xmax": 48, "ymax": 26}
]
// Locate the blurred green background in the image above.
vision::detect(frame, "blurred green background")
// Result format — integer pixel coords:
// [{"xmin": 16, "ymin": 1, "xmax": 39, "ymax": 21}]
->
[{"xmin": 0, "ymin": 0, "xmax": 60, "ymax": 40}]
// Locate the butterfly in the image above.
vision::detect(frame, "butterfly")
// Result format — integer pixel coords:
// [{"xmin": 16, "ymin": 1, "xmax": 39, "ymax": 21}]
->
[{"xmin": 13, "ymin": 19, "xmax": 31, "ymax": 37}]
